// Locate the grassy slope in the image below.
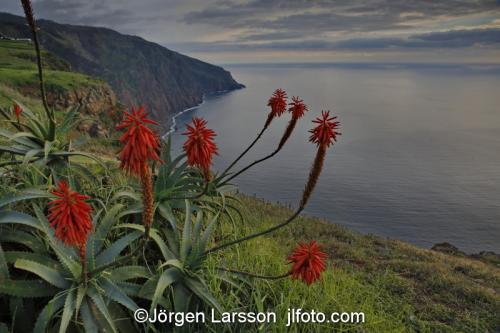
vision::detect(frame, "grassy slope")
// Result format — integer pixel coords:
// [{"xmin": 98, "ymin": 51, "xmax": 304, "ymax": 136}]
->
[
  {"xmin": 205, "ymin": 196, "xmax": 500, "ymax": 332},
  {"xmin": 0, "ymin": 40, "xmax": 120, "ymax": 156},
  {"xmin": 0, "ymin": 39, "xmax": 103, "ymax": 99}
]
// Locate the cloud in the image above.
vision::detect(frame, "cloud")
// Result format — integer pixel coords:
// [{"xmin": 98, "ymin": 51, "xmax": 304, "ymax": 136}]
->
[
  {"xmin": 184, "ymin": 0, "xmax": 500, "ymax": 33},
  {"xmin": 2, "ymin": 0, "xmax": 499, "ymax": 63},
  {"xmin": 168, "ymin": 28, "xmax": 500, "ymax": 53}
]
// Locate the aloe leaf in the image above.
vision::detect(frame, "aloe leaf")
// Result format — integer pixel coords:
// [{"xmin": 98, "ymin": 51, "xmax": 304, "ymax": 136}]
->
[
  {"xmin": 14, "ymin": 259, "xmax": 70, "ymax": 289},
  {"xmin": 0, "ymin": 244, "xmax": 9, "ymax": 279},
  {"xmin": 111, "ymin": 191, "xmax": 140, "ymax": 203},
  {"xmin": 87, "ymin": 286, "xmax": 117, "ymax": 333},
  {"xmin": 116, "ymin": 224, "xmax": 176, "ymax": 261},
  {"xmin": 200, "ymin": 213, "xmax": 220, "ymax": 253},
  {"xmin": 116, "ymin": 281, "xmax": 142, "ymax": 298},
  {"xmin": 58, "ymin": 289, "xmax": 75, "ymax": 333},
  {"xmin": 75, "ymin": 285, "xmax": 86, "ymax": 317},
  {"xmin": 117, "ymin": 203, "xmax": 142, "ymax": 219},
  {"xmin": 51, "ymin": 151, "xmax": 105, "ymax": 168},
  {"xmin": 157, "ymin": 202, "xmax": 177, "ymax": 230},
  {"xmin": 99, "ymin": 277, "xmax": 139, "ymax": 311},
  {"xmin": 193, "ymin": 210, "xmax": 204, "ymax": 243},
  {"xmin": 0, "ymin": 279, "xmax": 58, "ymax": 297},
  {"xmin": 150, "ymin": 267, "xmax": 182, "ymax": 312},
  {"xmin": 9, "ymin": 132, "xmax": 41, "ymax": 149},
  {"xmin": 33, "ymin": 294, "xmax": 66, "ymax": 333},
  {"xmin": 0, "ymin": 189, "xmax": 51, "ymax": 208},
  {"xmin": 181, "ymin": 200, "xmax": 192, "ymax": 262},
  {"xmin": 0, "ymin": 145, "xmax": 26, "ymax": 155},
  {"xmin": 58, "ymin": 105, "xmax": 80, "ymax": 136},
  {"xmin": 95, "ymin": 231, "xmax": 142, "ymax": 267},
  {"xmin": 80, "ymin": 299, "xmax": 98, "ymax": 333},
  {"xmin": 172, "ymin": 283, "xmax": 191, "ymax": 313},
  {"xmin": 23, "ymin": 148, "xmax": 43, "ymax": 166},
  {"xmin": 108, "ymin": 265, "xmax": 150, "ymax": 281},
  {"xmin": 184, "ymin": 277, "xmax": 222, "ymax": 313},
  {"xmin": 4, "ymin": 251, "xmax": 60, "ymax": 270},
  {"xmin": 93, "ymin": 203, "xmax": 124, "ymax": 253},
  {"xmin": 0, "ymin": 210, "xmax": 43, "ymax": 231},
  {"xmin": 0, "ymin": 229, "xmax": 51, "ymax": 256}
]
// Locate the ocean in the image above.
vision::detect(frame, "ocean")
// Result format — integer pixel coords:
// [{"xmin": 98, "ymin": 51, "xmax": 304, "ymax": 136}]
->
[{"xmin": 169, "ymin": 63, "xmax": 500, "ymax": 253}]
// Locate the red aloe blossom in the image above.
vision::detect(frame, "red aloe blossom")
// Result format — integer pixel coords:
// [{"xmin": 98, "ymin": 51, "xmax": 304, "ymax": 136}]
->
[
  {"xmin": 13, "ymin": 103, "xmax": 22, "ymax": 122},
  {"xmin": 276, "ymin": 96, "xmax": 308, "ymax": 151},
  {"xmin": 264, "ymin": 88, "xmax": 288, "ymax": 128},
  {"xmin": 48, "ymin": 181, "xmax": 93, "ymax": 248},
  {"xmin": 309, "ymin": 111, "xmax": 341, "ymax": 147},
  {"xmin": 288, "ymin": 96, "xmax": 308, "ymax": 119},
  {"xmin": 183, "ymin": 117, "xmax": 218, "ymax": 177},
  {"xmin": 288, "ymin": 241, "xmax": 328, "ymax": 285},
  {"xmin": 116, "ymin": 106, "xmax": 161, "ymax": 176},
  {"xmin": 268, "ymin": 88, "xmax": 288, "ymax": 117},
  {"xmin": 300, "ymin": 111, "xmax": 341, "ymax": 208}
]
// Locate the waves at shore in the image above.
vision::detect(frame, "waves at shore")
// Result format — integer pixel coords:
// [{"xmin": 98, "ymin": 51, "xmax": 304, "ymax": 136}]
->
[{"xmin": 162, "ymin": 89, "xmax": 235, "ymax": 138}]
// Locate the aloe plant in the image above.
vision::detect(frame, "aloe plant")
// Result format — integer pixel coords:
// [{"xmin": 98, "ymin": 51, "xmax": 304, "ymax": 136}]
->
[
  {"xmin": 0, "ymin": 198, "xmax": 145, "ymax": 332},
  {"xmin": 0, "ymin": 103, "xmax": 104, "ymax": 179}
]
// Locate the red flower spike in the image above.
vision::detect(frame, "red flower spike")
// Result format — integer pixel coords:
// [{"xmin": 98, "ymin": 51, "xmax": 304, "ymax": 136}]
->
[
  {"xmin": 309, "ymin": 111, "xmax": 341, "ymax": 147},
  {"xmin": 48, "ymin": 181, "xmax": 93, "ymax": 247},
  {"xmin": 116, "ymin": 106, "xmax": 161, "ymax": 176},
  {"xmin": 183, "ymin": 117, "xmax": 218, "ymax": 175},
  {"xmin": 288, "ymin": 96, "xmax": 308, "ymax": 119},
  {"xmin": 288, "ymin": 241, "xmax": 328, "ymax": 285},
  {"xmin": 13, "ymin": 103, "xmax": 23, "ymax": 122},
  {"xmin": 267, "ymin": 89, "xmax": 288, "ymax": 117}
]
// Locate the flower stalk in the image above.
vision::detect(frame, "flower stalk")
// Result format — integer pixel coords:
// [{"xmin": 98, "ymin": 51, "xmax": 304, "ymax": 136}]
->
[
  {"xmin": 20, "ymin": 0, "xmax": 54, "ymax": 124},
  {"xmin": 218, "ymin": 89, "xmax": 288, "ymax": 179},
  {"xmin": 221, "ymin": 96, "xmax": 308, "ymax": 185},
  {"xmin": 205, "ymin": 111, "xmax": 340, "ymax": 256},
  {"xmin": 79, "ymin": 244, "xmax": 88, "ymax": 286}
]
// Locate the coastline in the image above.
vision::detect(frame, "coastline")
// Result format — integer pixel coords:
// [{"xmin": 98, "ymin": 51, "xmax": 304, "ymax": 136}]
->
[
  {"xmin": 162, "ymin": 88, "xmax": 239, "ymax": 138},
  {"xmin": 163, "ymin": 97, "xmax": 206, "ymax": 138}
]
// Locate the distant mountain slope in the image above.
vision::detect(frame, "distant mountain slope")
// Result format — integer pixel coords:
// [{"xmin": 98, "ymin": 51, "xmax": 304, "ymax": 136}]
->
[{"xmin": 0, "ymin": 12, "xmax": 243, "ymax": 129}]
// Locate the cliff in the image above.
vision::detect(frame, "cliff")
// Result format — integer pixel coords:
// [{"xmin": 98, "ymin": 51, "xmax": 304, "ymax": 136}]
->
[
  {"xmin": 0, "ymin": 12, "xmax": 244, "ymax": 129},
  {"xmin": 0, "ymin": 38, "xmax": 118, "ymax": 138}
]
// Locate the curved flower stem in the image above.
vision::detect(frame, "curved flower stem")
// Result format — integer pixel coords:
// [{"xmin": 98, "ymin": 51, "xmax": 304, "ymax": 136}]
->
[
  {"xmin": 216, "ymin": 267, "xmax": 292, "ymax": 280},
  {"xmin": 204, "ymin": 207, "xmax": 304, "ymax": 256},
  {"xmin": 20, "ymin": 0, "xmax": 53, "ymax": 123},
  {"xmin": 141, "ymin": 167, "xmax": 154, "ymax": 238},
  {"xmin": 218, "ymin": 117, "xmax": 271, "ymax": 180},
  {"xmin": 206, "ymin": 143, "xmax": 328, "ymax": 256},
  {"xmin": 221, "ymin": 148, "xmax": 279, "ymax": 186},
  {"xmin": 79, "ymin": 244, "xmax": 88, "ymax": 286},
  {"xmin": 221, "ymin": 116, "xmax": 298, "ymax": 185}
]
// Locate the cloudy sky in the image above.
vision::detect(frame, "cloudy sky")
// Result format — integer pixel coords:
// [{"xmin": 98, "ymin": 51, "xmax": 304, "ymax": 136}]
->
[{"xmin": 3, "ymin": 0, "xmax": 500, "ymax": 64}]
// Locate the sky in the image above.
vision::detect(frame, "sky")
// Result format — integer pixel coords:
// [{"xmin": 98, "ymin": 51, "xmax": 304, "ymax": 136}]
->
[{"xmin": 2, "ymin": 0, "xmax": 500, "ymax": 64}]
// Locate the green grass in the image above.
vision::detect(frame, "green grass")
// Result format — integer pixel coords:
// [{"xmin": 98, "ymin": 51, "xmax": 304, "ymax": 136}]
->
[
  {"xmin": 203, "ymin": 196, "xmax": 500, "ymax": 332},
  {"xmin": 0, "ymin": 40, "xmax": 105, "ymax": 106}
]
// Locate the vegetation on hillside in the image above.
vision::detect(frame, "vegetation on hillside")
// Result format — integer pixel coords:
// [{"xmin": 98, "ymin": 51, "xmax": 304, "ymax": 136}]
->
[{"xmin": 0, "ymin": 2, "xmax": 498, "ymax": 333}]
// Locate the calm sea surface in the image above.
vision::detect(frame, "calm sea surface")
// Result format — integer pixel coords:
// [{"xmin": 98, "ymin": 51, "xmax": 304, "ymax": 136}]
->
[{"xmin": 169, "ymin": 64, "xmax": 500, "ymax": 253}]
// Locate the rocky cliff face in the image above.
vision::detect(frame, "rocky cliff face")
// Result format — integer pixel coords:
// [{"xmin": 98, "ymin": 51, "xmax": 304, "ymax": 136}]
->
[{"xmin": 0, "ymin": 12, "xmax": 244, "ymax": 130}]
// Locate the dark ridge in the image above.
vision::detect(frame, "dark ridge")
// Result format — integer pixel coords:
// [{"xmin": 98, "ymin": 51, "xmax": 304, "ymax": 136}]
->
[{"xmin": 0, "ymin": 12, "xmax": 244, "ymax": 129}]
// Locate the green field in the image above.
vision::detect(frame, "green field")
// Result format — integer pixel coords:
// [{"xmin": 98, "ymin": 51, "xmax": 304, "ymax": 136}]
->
[{"xmin": 0, "ymin": 40, "xmax": 104, "ymax": 107}]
